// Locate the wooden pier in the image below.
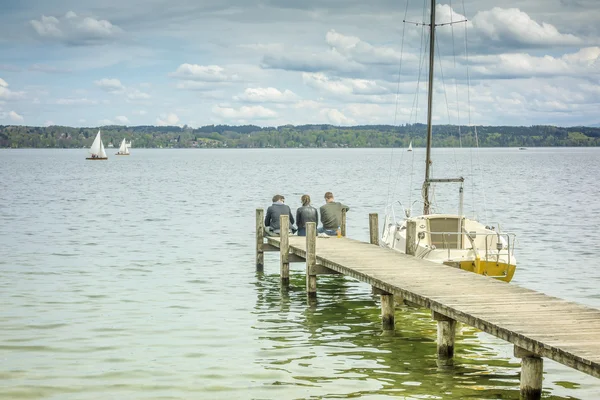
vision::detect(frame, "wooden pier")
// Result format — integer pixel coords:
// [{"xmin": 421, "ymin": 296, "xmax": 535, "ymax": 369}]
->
[{"xmin": 256, "ymin": 209, "xmax": 600, "ymax": 400}]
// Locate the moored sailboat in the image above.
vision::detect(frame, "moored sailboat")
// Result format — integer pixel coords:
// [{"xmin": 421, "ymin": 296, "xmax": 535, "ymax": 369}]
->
[
  {"xmin": 86, "ymin": 130, "xmax": 108, "ymax": 160},
  {"xmin": 116, "ymin": 138, "xmax": 130, "ymax": 155},
  {"xmin": 381, "ymin": 0, "xmax": 517, "ymax": 282}
]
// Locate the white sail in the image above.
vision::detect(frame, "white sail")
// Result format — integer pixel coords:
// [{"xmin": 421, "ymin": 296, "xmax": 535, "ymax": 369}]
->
[
  {"xmin": 88, "ymin": 130, "xmax": 107, "ymax": 158},
  {"xmin": 408, "ymin": 141, "xmax": 413, "ymax": 151},
  {"xmin": 98, "ymin": 136, "xmax": 107, "ymax": 158},
  {"xmin": 117, "ymin": 138, "xmax": 129, "ymax": 154}
]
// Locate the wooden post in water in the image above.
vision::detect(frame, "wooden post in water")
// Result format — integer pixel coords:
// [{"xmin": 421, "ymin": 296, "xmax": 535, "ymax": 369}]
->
[
  {"xmin": 341, "ymin": 208, "xmax": 347, "ymax": 237},
  {"xmin": 369, "ymin": 213, "xmax": 379, "ymax": 246},
  {"xmin": 515, "ymin": 346, "xmax": 543, "ymax": 400},
  {"xmin": 306, "ymin": 222, "xmax": 317, "ymax": 298},
  {"xmin": 405, "ymin": 220, "xmax": 417, "ymax": 256},
  {"xmin": 381, "ymin": 293, "xmax": 395, "ymax": 330},
  {"xmin": 279, "ymin": 214, "xmax": 290, "ymax": 286},
  {"xmin": 432, "ymin": 311, "xmax": 456, "ymax": 366},
  {"xmin": 256, "ymin": 208, "xmax": 264, "ymax": 270}
]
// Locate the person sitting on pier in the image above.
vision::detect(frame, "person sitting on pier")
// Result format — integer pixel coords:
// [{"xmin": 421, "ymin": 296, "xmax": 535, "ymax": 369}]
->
[
  {"xmin": 264, "ymin": 194, "xmax": 295, "ymax": 236},
  {"xmin": 318, "ymin": 191, "xmax": 350, "ymax": 236},
  {"xmin": 296, "ymin": 194, "xmax": 318, "ymax": 237}
]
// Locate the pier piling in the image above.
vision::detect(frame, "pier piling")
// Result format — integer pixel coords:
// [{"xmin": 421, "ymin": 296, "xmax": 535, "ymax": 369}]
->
[
  {"xmin": 369, "ymin": 213, "xmax": 379, "ymax": 246},
  {"xmin": 515, "ymin": 346, "xmax": 543, "ymax": 400},
  {"xmin": 306, "ymin": 222, "xmax": 317, "ymax": 298},
  {"xmin": 432, "ymin": 311, "xmax": 456, "ymax": 366},
  {"xmin": 256, "ymin": 208, "xmax": 264, "ymax": 270},
  {"xmin": 279, "ymin": 214, "xmax": 289, "ymax": 286}
]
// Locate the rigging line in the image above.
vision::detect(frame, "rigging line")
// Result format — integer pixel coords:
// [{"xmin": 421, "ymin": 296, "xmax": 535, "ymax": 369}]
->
[
  {"xmin": 450, "ymin": 0, "xmax": 463, "ymax": 178},
  {"xmin": 386, "ymin": 0, "xmax": 412, "ymax": 211},
  {"xmin": 461, "ymin": 0, "xmax": 477, "ymax": 219},
  {"xmin": 435, "ymin": 36, "xmax": 460, "ymax": 177}
]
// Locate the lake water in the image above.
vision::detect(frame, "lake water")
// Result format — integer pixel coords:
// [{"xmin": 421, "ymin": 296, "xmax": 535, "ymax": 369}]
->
[{"xmin": 1, "ymin": 148, "xmax": 599, "ymax": 399}]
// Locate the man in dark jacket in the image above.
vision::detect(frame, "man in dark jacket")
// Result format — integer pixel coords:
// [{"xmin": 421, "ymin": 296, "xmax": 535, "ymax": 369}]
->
[{"xmin": 264, "ymin": 194, "xmax": 295, "ymax": 236}]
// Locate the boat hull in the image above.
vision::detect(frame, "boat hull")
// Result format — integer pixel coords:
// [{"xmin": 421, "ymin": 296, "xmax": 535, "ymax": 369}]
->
[
  {"xmin": 85, "ymin": 157, "xmax": 108, "ymax": 160},
  {"xmin": 115, "ymin": 154, "xmax": 129, "ymax": 156}
]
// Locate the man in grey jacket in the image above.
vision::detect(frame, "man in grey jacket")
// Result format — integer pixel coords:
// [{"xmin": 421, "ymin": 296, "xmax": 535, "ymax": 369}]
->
[
  {"xmin": 264, "ymin": 194, "xmax": 295, "ymax": 236},
  {"xmin": 319, "ymin": 191, "xmax": 350, "ymax": 235}
]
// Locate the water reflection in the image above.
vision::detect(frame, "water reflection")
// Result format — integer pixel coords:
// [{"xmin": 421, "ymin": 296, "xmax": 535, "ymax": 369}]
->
[{"xmin": 253, "ymin": 266, "xmax": 579, "ymax": 399}]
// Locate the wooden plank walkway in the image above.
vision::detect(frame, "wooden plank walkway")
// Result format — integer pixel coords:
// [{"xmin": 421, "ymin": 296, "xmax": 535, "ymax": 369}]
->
[{"xmin": 255, "ymin": 213, "xmax": 600, "ymax": 398}]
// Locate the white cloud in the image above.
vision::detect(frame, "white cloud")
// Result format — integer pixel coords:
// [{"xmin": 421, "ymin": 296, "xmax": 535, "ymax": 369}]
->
[
  {"xmin": 0, "ymin": 78, "xmax": 25, "ymax": 100},
  {"xmin": 115, "ymin": 115, "xmax": 130, "ymax": 124},
  {"xmin": 326, "ymin": 30, "xmax": 409, "ymax": 65},
  {"xmin": 468, "ymin": 47, "xmax": 600, "ymax": 78},
  {"xmin": 98, "ymin": 119, "xmax": 112, "ymax": 125},
  {"xmin": 170, "ymin": 64, "xmax": 235, "ymax": 82},
  {"xmin": 94, "ymin": 78, "xmax": 150, "ymax": 100},
  {"xmin": 30, "ymin": 12, "xmax": 123, "ymax": 45},
  {"xmin": 9, "ymin": 111, "xmax": 24, "ymax": 122},
  {"xmin": 95, "ymin": 78, "xmax": 125, "ymax": 92},
  {"xmin": 156, "ymin": 113, "xmax": 180, "ymax": 126},
  {"xmin": 126, "ymin": 88, "xmax": 150, "ymax": 100},
  {"xmin": 302, "ymin": 72, "xmax": 390, "ymax": 97},
  {"xmin": 234, "ymin": 87, "xmax": 298, "ymax": 103},
  {"xmin": 319, "ymin": 108, "xmax": 355, "ymax": 125},
  {"xmin": 212, "ymin": 105, "xmax": 277, "ymax": 120},
  {"xmin": 45, "ymin": 120, "xmax": 54, "ymax": 126},
  {"xmin": 473, "ymin": 7, "xmax": 582, "ymax": 47}
]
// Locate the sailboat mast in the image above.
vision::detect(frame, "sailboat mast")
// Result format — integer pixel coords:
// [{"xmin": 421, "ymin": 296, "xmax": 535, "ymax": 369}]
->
[{"xmin": 423, "ymin": 0, "xmax": 436, "ymax": 215}]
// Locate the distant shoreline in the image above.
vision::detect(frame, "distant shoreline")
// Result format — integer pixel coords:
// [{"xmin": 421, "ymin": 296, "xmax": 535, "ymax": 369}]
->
[{"xmin": 2, "ymin": 124, "xmax": 599, "ymax": 148}]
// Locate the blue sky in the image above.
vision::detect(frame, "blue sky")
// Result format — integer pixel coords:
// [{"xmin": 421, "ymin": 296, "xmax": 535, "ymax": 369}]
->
[{"xmin": 0, "ymin": 0, "xmax": 599, "ymax": 127}]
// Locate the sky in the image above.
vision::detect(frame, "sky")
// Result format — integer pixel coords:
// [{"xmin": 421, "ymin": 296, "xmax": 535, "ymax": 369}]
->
[{"xmin": 0, "ymin": 0, "xmax": 599, "ymax": 127}]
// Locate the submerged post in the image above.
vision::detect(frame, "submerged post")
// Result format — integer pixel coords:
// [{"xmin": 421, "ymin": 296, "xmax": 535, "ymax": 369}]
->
[
  {"xmin": 405, "ymin": 220, "xmax": 417, "ymax": 256},
  {"xmin": 432, "ymin": 311, "xmax": 456, "ymax": 366},
  {"xmin": 306, "ymin": 222, "xmax": 317, "ymax": 298},
  {"xmin": 341, "ymin": 208, "xmax": 347, "ymax": 237},
  {"xmin": 369, "ymin": 213, "xmax": 379, "ymax": 246},
  {"xmin": 515, "ymin": 346, "xmax": 543, "ymax": 400},
  {"xmin": 256, "ymin": 209, "xmax": 264, "ymax": 270},
  {"xmin": 280, "ymin": 214, "xmax": 289, "ymax": 286},
  {"xmin": 381, "ymin": 293, "xmax": 395, "ymax": 330}
]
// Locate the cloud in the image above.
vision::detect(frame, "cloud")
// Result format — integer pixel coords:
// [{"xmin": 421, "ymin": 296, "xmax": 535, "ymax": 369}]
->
[
  {"xmin": 0, "ymin": 79, "xmax": 26, "ymax": 100},
  {"xmin": 467, "ymin": 47, "xmax": 600, "ymax": 79},
  {"xmin": 261, "ymin": 49, "xmax": 364, "ymax": 73},
  {"xmin": 95, "ymin": 78, "xmax": 150, "ymax": 100},
  {"xmin": 95, "ymin": 78, "xmax": 125, "ymax": 92},
  {"xmin": 302, "ymin": 72, "xmax": 391, "ymax": 98},
  {"xmin": 319, "ymin": 108, "xmax": 355, "ymax": 125},
  {"xmin": 45, "ymin": 120, "xmax": 54, "ymax": 126},
  {"xmin": 132, "ymin": 110, "xmax": 147, "ymax": 115},
  {"xmin": 115, "ymin": 115, "xmax": 130, "ymax": 124},
  {"xmin": 9, "ymin": 111, "xmax": 24, "ymax": 122},
  {"xmin": 156, "ymin": 112, "xmax": 180, "ymax": 126},
  {"xmin": 170, "ymin": 64, "xmax": 236, "ymax": 82},
  {"xmin": 212, "ymin": 105, "xmax": 277, "ymax": 120},
  {"xmin": 30, "ymin": 12, "xmax": 123, "ymax": 46},
  {"xmin": 233, "ymin": 87, "xmax": 298, "ymax": 103},
  {"xmin": 472, "ymin": 7, "xmax": 583, "ymax": 47}
]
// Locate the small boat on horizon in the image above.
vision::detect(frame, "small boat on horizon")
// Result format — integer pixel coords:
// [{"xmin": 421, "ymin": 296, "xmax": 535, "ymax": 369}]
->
[
  {"xmin": 407, "ymin": 141, "xmax": 413, "ymax": 152},
  {"xmin": 86, "ymin": 130, "xmax": 108, "ymax": 160},
  {"xmin": 116, "ymin": 138, "xmax": 130, "ymax": 156}
]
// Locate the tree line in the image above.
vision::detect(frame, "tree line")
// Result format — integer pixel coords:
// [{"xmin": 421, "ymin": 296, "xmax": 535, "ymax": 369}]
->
[{"xmin": 1, "ymin": 123, "xmax": 600, "ymax": 148}]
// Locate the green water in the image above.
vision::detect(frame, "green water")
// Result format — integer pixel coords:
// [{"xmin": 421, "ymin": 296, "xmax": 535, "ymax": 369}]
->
[{"xmin": 1, "ymin": 148, "xmax": 599, "ymax": 399}]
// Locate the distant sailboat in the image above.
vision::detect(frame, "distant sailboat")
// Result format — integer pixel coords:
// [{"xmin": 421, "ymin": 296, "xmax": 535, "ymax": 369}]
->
[
  {"xmin": 86, "ymin": 130, "xmax": 108, "ymax": 160},
  {"xmin": 116, "ymin": 138, "xmax": 130, "ymax": 155},
  {"xmin": 407, "ymin": 141, "xmax": 413, "ymax": 152}
]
